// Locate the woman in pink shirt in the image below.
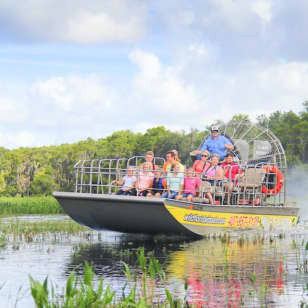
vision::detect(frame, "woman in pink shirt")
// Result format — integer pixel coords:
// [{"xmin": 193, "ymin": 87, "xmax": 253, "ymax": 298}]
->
[
  {"xmin": 192, "ymin": 150, "xmax": 210, "ymax": 175},
  {"xmin": 178, "ymin": 168, "xmax": 201, "ymax": 202}
]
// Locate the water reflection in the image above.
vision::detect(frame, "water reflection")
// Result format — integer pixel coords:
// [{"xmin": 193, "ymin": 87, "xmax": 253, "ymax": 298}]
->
[
  {"xmin": 65, "ymin": 232, "xmax": 307, "ymax": 307},
  {"xmin": 66, "ymin": 233, "xmax": 195, "ymax": 276}
]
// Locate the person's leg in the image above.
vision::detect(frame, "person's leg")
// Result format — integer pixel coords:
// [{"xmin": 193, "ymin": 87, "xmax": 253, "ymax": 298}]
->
[
  {"xmin": 206, "ymin": 192, "xmax": 214, "ymax": 204},
  {"xmin": 161, "ymin": 191, "xmax": 168, "ymax": 198},
  {"xmin": 116, "ymin": 189, "xmax": 124, "ymax": 195},
  {"xmin": 141, "ymin": 190, "xmax": 148, "ymax": 197},
  {"xmin": 154, "ymin": 192, "xmax": 161, "ymax": 198},
  {"xmin": 186, "ymin": 194, "xmax": 193, "ymax": 202},
  {"xmin": 176, "ymin": 193, "xmax": 183, "ymax": 200},
  {"xmin": 126, "ymin": 188, "xmax": 137, "ymax": 196},
  {"xmin": 169, "ymin": 191, "xmax": 178, "ymax": 199},
  {"xmin": 225, "ymin": 182, "xmax": 233, "ymax": 204}
]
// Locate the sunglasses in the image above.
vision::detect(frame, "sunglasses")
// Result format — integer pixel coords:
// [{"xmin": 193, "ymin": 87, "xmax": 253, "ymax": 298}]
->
[
  {"xmin": 201, "ymin": 154, "xmax": 208, "ymax": 157},
  {"xmin": 211, "ymin": 130, "xmax": 218, "ymax": 133}
]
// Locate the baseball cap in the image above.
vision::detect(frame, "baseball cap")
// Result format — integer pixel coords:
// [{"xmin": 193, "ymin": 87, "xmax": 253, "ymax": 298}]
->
[{"xmin": 211, "ymin": 125, "xmax": 219, "ymax": 132}]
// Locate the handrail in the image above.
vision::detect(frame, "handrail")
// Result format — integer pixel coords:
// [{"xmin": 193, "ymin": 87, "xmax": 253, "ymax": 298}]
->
[{"xmin": 73, "ymin": 157, "xmax": 286, "ymax": 206}]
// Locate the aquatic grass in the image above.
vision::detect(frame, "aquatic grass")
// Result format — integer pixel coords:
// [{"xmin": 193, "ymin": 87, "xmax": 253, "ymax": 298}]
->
[
  {"xmin": 0, "ymin": 219, "xmax": 92, "ymax": 243},
  {"xmin": 30, "ymin": 254, "xmax": 190, "ymax": 308},
  {"xmin": 0, "ymin": 196, "xmax": 63, "ymax": 216}
]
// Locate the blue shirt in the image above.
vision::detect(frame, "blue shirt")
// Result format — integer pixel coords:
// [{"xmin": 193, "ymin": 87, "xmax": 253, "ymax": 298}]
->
[
  {"xmin": 166, "ymin": 172, "xmax": 184, "ymax": 191},
  {"xmin": 200, "ymin": 135, "xmax": 232, "ymax": 160}
]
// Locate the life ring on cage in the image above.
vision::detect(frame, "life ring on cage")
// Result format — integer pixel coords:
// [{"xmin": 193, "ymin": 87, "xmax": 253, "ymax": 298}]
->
[{"xmin": 262, "ymin": 165, "xmax": 284, "ymax": 195}]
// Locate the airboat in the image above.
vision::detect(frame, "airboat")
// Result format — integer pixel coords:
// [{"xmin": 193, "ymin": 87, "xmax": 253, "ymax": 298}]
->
[{"xmin": 53, "ymin": 121, "xmax": 299, "ymax": 237}]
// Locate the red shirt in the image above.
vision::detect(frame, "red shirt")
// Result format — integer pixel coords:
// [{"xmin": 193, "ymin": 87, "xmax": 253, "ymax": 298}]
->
[{"xmin": 220, "ymin": 162, "xmax": 242, "ymax": 180}]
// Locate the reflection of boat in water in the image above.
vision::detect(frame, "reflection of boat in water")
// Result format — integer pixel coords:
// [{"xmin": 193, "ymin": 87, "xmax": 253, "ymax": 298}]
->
[
  {"xmin": 166, "ymin": 238, "xmax": 289, "ymax": 307},
  {"xmin": 54, "ymin": 121, "xmax": 299, "ymax": 237},
  {"xmin": 65, "ymin": 233, "xmax": 290, "ymax": 307},
  {"xmin": 66, "ymin": 232, "xmax": 193, "ymax": 276}
]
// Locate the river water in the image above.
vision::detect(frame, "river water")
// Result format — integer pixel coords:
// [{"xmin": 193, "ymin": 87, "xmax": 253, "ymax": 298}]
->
[{"xmin": 0, "ymin": 214, "xmax": 307, "ymax": 307}]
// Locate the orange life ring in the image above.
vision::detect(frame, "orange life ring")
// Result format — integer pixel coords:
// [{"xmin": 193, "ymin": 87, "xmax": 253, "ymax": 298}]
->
[{"xmin": 262, "ymin": 165, "xmax": 283, "ymax": 194}]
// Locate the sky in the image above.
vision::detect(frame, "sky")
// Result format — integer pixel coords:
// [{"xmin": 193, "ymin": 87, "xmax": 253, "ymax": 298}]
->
[{"xmin": 1, "ymin": 0, "xmax": 308, "ymax": 149}]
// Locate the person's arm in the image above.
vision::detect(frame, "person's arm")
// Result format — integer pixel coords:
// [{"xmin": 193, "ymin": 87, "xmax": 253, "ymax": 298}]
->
[
  {"xmin": 178, "ymin": 174, "xmax": 184, "ymax": 195},
  {"xmin": 216, "ymin": 167, "xmax": 223, "ymax": 180},
  {"xmin": 225, "ymin": 144, "xmax": 234, "ymax": 150},
  {"xmin": 192, "ymin": 160, "xmax": 198, "ymax": 172},
  {"xmin": 166, "ymin": 174, "xmax": 170, "ymax": 194},
  {"xmin": 146, "ymin": 177, "xmax": 153, "ymax": 190},
  {"xmin": 112, "ymin": 178, "xmax": 124, "ymax": 186},
  {"xmin": 179, "ymin": 184, "xmax": 184, "ymax": 196},
  {"xmin": 195, "ymin": 178, "xmax": 201, "ymax": 197},
  {"xmin": 223, "ymin": 136, "xmax": 234, "ymax": 151},
  {"xmin": 190, "ymin": 150, "xmax": 201, "ymax": 156}
]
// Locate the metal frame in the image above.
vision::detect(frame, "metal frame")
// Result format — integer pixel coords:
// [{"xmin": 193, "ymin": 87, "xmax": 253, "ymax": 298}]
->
[{"xmin": 73, "ymin": 122, "xmax": 288, "ymax": 206}]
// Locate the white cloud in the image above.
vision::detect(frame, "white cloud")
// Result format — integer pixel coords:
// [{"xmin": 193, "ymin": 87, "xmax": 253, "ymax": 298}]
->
[
  {"xmin": 0, "ymin": 98, "xmax": 29, "ymax": 123},
  {"xmin": 31, "ymin": 75, "xmax": 113, "ymax": 113},
  {"xmin": 129, "ymin": 49, "xmax": 202, "ymax": 115},
  {"xmin": 251, "ymin": 0, "xmax": 272, "ymax": 23},
  {"xmin": 1, "ymin": 48, "xmax": 308, "ymax": 149},
  {"xmin": 0, "ymin": 0, "xmax": 146, "ymax": 43},
  {"xmin": 0, "ymin": 131, "xmax": 38, "ymax": 148}
]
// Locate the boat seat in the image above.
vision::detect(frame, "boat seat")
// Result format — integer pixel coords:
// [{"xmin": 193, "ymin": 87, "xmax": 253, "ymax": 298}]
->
[{"xmin": 237, "ymin": 168, "xmax": 266, "ymax": 189}]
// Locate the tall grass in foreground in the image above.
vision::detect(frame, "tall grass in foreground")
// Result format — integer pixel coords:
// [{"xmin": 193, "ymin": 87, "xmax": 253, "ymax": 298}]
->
[
  {"xmin": 0, "ymin": 196, "xmax": 63, "ymax": 215},
  {"xmin": 30, "ymin": 248, "xmax": 190, "ymax": 308}
]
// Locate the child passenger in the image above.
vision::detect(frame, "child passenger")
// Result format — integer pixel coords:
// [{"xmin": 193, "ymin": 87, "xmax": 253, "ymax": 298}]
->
[
  {"xmin": 148, "ymin": 169, "xmax": 165, "ymax": 197},
  {"xmin": 178, "ymin": 168, "xmax": 201, "ymax": 202},
  {"xmin": 112, "ymin": 166, "xmax": 137, "ymax": 195},
  {"xmin": 162, "ymin": 163, "xmax": 184, "ymax": 199},
  {"xmin": 136, "ymin": 162, "xmax": 154, "ymax": 196}
]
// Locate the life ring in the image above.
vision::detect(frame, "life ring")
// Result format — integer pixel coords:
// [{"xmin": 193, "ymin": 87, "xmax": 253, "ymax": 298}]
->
[{"xmin": 262, "ymin": 165, "xmax": 283, "ymax": 194}]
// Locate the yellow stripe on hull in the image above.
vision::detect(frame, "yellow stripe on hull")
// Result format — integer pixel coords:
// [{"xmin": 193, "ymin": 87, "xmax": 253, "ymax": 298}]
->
[{"xmin": 165, "ymin": 204, "xmax": 297, "ymax": 231}]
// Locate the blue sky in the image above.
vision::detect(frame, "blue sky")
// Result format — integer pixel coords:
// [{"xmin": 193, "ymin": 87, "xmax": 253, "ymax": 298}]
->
[{"xmin": 1, "ymin": 0, "xmax": 308, "ymax": 149}]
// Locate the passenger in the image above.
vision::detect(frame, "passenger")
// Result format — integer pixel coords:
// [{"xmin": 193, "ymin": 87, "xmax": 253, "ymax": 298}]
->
[
  {"xmin": 191, "ymin": 126, "xmax": 234, "ymax": 161},
  {"xmin": 192, "ymin": 150, "xmax": 210, "ymax": 175},
  {"xmin": 172, "ymin": 149, "xmax": 185, "ymax": 171},
  {"xmin": 221, "ymin": 152, "xmax": 243, "ymax": 204},
  {"xmin": 163, "ymin": 150, "xmax": 185, "ymax": 173},
  {"xmin": 201, "ymin": 154, "xmax": 223, "ymax": 205},
  {"xmin": 136, "ymin": 162, "xmax": 154, "ymax": 197},
  {"xmin": 163, "ymin": 151, "xmax": 175, "ymax": 172},
  {"xmin": 162, "ymin": 163, "xmax": 184, "ymax": 199},
  {"xmin": 178, "ymin": 168, "xmax": 201, "ymax": 202},
  {"xmin": 145, "ymin": 151, "xmax": 157, "ymax": 170},
  {"xmin": 112, "ymin": 166, "xmax": 137, "ymax": 196},
  {"xmin": 148, "ymin": 169, "xmax": 165, "ymax": 197},
  {"xmin": 172, "ymin": 149, "xmax": 180, "ymax": 162}
]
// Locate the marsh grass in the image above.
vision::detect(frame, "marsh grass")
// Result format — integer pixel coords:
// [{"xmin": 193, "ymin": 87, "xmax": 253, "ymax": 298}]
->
[
  {"xmin": 0, "ymin": 196, "xmax": 63, "ymax": 216},
  {"xmin": 0, "ymin": 219, "xmax": 92, "ymax": 243}
]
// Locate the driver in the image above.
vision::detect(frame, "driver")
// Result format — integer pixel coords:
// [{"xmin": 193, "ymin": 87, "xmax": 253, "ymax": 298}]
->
[{"xmin": 191, "ymin": 126, "xmax": 234, "ymax": 161}]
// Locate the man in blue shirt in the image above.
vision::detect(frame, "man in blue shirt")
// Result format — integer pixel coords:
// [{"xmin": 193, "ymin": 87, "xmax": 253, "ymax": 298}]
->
[{"xmin": 191, "ymin": 126, "xmax": 234, "ymax": 161}]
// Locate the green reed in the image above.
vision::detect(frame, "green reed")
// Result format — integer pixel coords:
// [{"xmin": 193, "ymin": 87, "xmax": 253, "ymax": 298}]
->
[
  {"xmin": 30, "ymin": 248, "xmax": 190, "ymax": 308},
  {"xmin": 0, "ymin": 219, "xmax": 92, "ymax": 243},
  {"xmin": 0, "ymin": 196, "xmax": 63, "ymax": 215}
]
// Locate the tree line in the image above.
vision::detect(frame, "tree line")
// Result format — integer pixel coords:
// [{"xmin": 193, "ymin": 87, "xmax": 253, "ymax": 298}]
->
[{"xmin": 0, "ymin": 103, "xmax": 307, "ymax": 196}]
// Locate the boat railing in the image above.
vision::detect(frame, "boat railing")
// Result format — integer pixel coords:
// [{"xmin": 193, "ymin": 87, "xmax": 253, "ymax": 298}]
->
[{"xmin": 73, "ymin": 158, "xmax": 286, "ymax": 206}]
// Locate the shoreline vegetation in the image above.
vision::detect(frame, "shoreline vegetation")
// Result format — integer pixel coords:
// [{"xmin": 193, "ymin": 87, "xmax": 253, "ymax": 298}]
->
[
  {"xmin": 0, "ymin": 196, "xmax": 63, "ymax": 216},
  {"xmin": 0, "ymin": 106, "xmax": 308, "ymax": 198}
]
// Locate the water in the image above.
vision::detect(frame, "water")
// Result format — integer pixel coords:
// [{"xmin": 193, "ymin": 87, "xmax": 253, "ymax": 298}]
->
[{"xmin": 0, "ymin": 215, "xmax": 307, "ymax": 307}]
